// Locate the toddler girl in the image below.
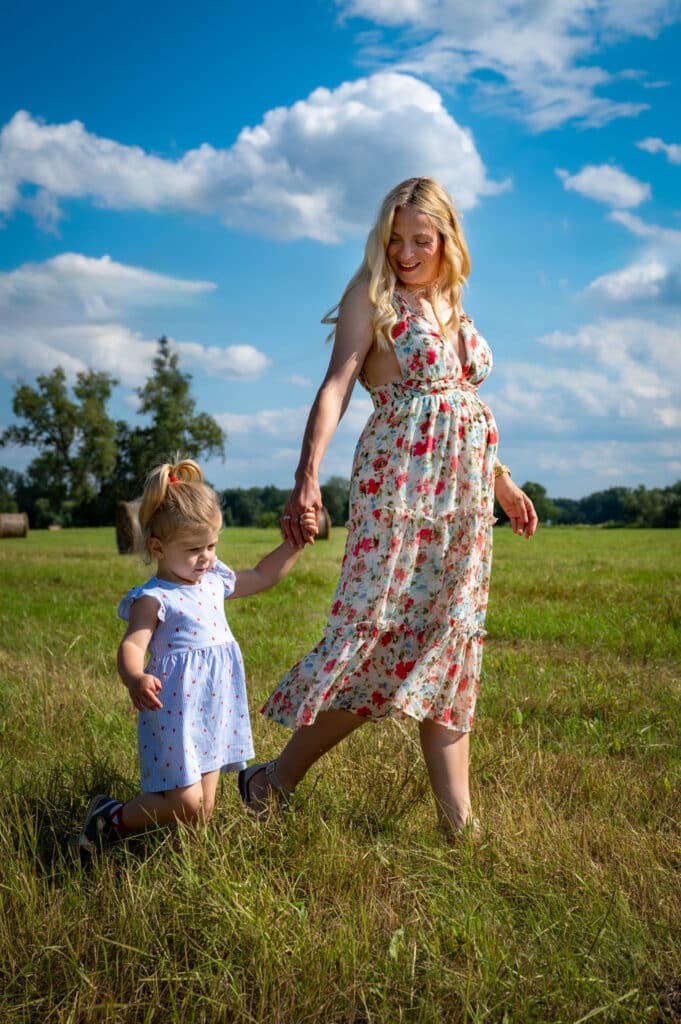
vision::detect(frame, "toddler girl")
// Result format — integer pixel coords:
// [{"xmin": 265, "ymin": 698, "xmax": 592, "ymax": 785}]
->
[{"xmin": 78, "ymin": 458, "xmax": 316, "ymax": 856}]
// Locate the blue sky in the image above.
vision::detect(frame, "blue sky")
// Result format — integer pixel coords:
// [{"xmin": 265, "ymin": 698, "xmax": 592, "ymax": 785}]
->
[{"xmin": 1, "ymin": 0, "xmax": 680, "ymax": 499}]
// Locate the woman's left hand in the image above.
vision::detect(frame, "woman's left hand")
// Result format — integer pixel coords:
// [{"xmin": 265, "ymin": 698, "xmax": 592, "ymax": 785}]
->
[{"xmin": 494, "ymin": 474, "xmax": 538, "ymax": 538}]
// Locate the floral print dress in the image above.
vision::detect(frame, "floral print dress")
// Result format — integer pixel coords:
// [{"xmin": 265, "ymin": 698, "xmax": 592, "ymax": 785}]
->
[{"xmin": 262, "ymin": 295, "xmax": 499, "ymax": 733}]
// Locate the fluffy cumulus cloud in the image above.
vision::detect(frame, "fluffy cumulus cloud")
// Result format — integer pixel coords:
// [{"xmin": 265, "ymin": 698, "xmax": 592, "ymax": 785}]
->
[
  {"xmin": 337, "ymin": 0, "xmax": 679, "ymax": 129},
  {"xmin": 556, "ymin": 165, "xmax": 651, "ymax": 208},
  {"xmin": 0, "ymin": 253, "xmax": 270, "ymax": 386},
  {"xmin": 0, "ymin": 76, "xmax": 505, "ymax": 241},
  {"xmin": 487, "ymin": 317, "xmax": 681, "ymax": 483}
]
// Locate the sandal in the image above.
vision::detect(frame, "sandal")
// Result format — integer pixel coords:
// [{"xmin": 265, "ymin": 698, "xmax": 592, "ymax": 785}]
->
[{"xmin": 238, "ymin": 760, "xmax": 292, "ymax": 819}]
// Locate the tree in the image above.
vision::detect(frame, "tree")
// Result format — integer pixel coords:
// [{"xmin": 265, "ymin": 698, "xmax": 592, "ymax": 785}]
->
[
  {"xmin": 99, "ymin": 336, "xmax": 227, "ymax": 513},
  {"xmin": 134, "ymin": 336, "xmax": 225, "ymax": 471},
  {"xmin": 622, "ymin": 482, "xmax": 681, "ymax": 528},
  {"xmin": 0, "ymin": 467, "xmax": 20, "ymax": 513},
  {"xmin": 0, "ymin": 367, "xmax": 118, "ymax": 526}
]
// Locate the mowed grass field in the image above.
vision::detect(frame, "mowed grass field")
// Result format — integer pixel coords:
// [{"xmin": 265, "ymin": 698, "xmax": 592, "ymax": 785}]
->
[{"xmin": 0, "ymin": 525, "xmax": 680, "ymax": 1023}]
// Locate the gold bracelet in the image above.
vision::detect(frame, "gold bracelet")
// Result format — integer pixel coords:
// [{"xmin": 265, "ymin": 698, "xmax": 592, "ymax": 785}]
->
[{"xmin": 493, "ymin": 463, "xmax": 511, "ymax": 478}]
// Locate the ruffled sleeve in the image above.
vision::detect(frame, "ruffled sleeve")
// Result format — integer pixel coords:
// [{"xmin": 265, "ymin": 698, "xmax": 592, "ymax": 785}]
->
[
  {"xmin": 118, "ymin": 584, "xmax": 165, "ymax": 622},
  {"xmin": 211, "ymin": 559, "xmax": 236, "ymax": 598}
]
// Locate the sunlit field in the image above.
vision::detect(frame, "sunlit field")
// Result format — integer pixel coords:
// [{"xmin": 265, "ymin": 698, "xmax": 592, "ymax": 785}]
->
[{"xmin": 1, "ymin": 526, "xmax": 680, "ymax": 1023}]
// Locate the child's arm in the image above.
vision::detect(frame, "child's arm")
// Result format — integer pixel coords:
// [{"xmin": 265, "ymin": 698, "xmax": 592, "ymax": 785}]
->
[
  {"xmin": 231, "ymin": 510, "xmax": 317, "ymax": 599},
  {"xmin": 117, "ymin": 595, "xmax": 164, "ymax": 711}
]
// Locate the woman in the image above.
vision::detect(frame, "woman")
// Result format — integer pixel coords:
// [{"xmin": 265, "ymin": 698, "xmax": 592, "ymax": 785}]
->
[{"xmin": 239, "ymin": 177, "xmax": 537, "ymax": 837}]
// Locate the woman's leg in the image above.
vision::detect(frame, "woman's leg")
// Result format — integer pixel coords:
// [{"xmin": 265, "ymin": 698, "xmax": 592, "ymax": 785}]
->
[
  {"xmin": 245, "ymin": 709, "xmax": 366, "ymax": 809},
  {"xmin": 419, "ymin": 718, "xmax": 473, "ymax": 833}
]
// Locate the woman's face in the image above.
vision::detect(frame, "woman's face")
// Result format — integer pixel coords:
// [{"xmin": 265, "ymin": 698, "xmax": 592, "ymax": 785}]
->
[{"xmin": 387, "ymin": 205, "xmax": 441, "ymax": 289}]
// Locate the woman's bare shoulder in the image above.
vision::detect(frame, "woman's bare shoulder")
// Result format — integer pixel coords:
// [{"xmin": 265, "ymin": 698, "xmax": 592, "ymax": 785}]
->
[{"xmin": 340, "ymin": 276, "xmax": 373, "ymax": 317}]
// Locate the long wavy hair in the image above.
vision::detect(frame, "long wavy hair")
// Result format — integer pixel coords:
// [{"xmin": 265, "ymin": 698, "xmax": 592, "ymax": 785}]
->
[
  {"xmin": 323, "ymin": 177, "xmax": 471, "ymax": 350},
  {"xmin": 138, "ymin": 457, "xmax": 222, "ymax": 561}
]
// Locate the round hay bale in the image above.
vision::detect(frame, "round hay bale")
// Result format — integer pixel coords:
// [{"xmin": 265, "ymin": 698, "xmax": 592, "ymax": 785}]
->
[
  {"xmin": 317, "ymin": 505, "xmax": 332, "ymax": 540},
  {"xmin": 0, "ymin": 512, "xmax": 29, "ymax": 538},
  {"xmin": 116, "ymin": 499, "xmax": 144, "ymax": 554}
]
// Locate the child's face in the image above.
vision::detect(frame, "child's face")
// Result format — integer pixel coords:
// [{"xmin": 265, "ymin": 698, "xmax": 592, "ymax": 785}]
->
[{"xmin": 150, "ymin": 526, "xmax": 220, "ymax": 585}]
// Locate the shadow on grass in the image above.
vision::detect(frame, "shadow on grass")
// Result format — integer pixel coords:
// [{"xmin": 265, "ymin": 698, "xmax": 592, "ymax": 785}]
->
[{"xmin": 2, "ymin": 760, "xmax": 162, "ymax": 879}]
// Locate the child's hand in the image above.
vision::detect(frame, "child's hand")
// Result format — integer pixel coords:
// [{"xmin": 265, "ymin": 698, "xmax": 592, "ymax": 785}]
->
[
  {"xmin": 127, "ymin": 673, "xmax": 163, "ymax": 712},
  {"xmin": 300, "ymin": 507, "xmax": 319, "ymax": 545}
]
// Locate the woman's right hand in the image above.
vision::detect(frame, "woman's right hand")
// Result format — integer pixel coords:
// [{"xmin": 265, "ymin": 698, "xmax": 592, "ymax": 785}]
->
[{"xmin": 281, "ymin": 476, "xmax": 322, "ymax": 548}]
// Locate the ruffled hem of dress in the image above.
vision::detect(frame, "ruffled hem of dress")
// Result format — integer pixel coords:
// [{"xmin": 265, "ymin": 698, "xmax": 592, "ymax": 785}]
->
[{"xmin": 261, "ymin": 613, "xmax": 485, "ymax": 733}]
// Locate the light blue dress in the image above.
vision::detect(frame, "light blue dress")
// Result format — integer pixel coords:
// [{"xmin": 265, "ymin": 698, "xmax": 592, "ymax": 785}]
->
[{"xmin": 119, "ymin": 559, "xmax": 254, "ymax": 793}]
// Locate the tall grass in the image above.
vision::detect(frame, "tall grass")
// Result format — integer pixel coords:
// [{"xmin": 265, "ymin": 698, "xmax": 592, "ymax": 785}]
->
[{"xmin": 1, "ymin": 526, "xmax": 679, "ymax": 1022}]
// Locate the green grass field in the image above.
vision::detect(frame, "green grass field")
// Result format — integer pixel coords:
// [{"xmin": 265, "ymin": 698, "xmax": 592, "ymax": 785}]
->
[{"xmin": 1, "ymin": 526, "xmax": 680, "ymax": 1023}]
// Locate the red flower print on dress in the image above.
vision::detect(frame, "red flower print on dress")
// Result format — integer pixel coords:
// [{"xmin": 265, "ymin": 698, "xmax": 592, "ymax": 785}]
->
[
  {"xmin": 371, "ymin": 690, "xmax": 387, "ymax": 707},
  {"xmin": 392, "ymin": 320, "xmax": 408, "ymax": 339},
  {"xmin": 412, "ymin": 436, "xmax": 436, "ymax": 456},
  {"xmin": 395, "ymin": 660, "xmax": 416, "ymax": 680}
]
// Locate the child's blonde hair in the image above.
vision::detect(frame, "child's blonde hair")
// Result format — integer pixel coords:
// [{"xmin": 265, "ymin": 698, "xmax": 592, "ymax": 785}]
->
[
  {"xmin": 138, "ymin": 458, "xmax": 223, "ymax": 560},
  {"xmin": 323, "ymin": 177, "xmax": 471, "ymax": 350}
]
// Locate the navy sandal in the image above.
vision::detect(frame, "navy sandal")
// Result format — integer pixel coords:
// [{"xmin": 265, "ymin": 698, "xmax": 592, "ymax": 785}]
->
[{"xmin": 238, "ymin": 760, "xmax": 292, "ymax": 818}]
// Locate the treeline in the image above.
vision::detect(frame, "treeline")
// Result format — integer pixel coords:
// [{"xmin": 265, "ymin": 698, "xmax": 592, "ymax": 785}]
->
[
  {"xmin": 496, "ymin": 481, "xmax": 681, "ymax": 528},
  {"xmin": 223, "ymin": 477, "xmax": 351, "ymax": 528},
  {"xmin": 0, "ymin": 343, "xmax": 679, "ymax": 529},
  {"xmin": 223, "ymin": 480, "xmax": 681, "ymax": 530}
]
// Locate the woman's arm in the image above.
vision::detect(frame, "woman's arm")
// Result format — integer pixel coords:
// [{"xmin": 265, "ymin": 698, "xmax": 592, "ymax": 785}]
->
[{"xmin": 281, "ymin": 282, "xmax": 374, "ymax": 548}]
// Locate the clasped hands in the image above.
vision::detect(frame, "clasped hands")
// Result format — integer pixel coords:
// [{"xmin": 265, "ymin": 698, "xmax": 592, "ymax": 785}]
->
[{"xmin": 281, "ymin": 503, "xmax": 319, "ymax": 548}]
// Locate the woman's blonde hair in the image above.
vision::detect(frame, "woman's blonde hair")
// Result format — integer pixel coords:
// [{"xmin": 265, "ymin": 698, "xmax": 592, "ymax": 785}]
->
[
  {"xmin": 138, "ymin": 457, "xmax": 222, "ymax": 560},
  {"xmin": 323, "ymin": 177, "xmax": 471, "ymax": 350}
]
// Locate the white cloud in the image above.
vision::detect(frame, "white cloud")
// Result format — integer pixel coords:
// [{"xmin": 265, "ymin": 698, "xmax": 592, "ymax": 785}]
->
[
  {"xmin": 286, "ymin": 375, "xmax": 314, "ymax": 387},
  {"xmin": 0, "ymin": 252, "xmax": 214, "ymax": 321},
  {"xmin": 337, "ymin": 0, "xmax": 680, "ymax": 129},
  {"xmin": 213, "ymin": 392, "xmax": 374, "ymax": 487},
  {"xmin": 537, "ymin": 318, "xmax": 681, "ymax": 427},
  {"xmin": 637, "ymin": 136, "xmax": 681, "ymax": 164},
  {"xmin": 0, "ymin": 253, "xmax": 270, "ymax": 386},
  {"xmin": 217, "ymin": 406, "xmax": 311, "ymax": 439},
  {"xmin": 508, "ymin": 438, "xmax": 681, "ymax": 497},
  {"xmin": 557, "ymin": 165, "xmax": 650, "ymax": 208},
  {"xmin": 608, "ymin": 210, "xmax": 681, "ymax": 245},
  {"xmin": 584, "ymin": 259, "xmax": 668, "ymax": 301},
  {"xmin": 487, "ymin": 317, "xmax": 681, "ymax": 475},
  {"xmin": 0, "ymin": 78, "xmax": 505, "ymax": 241},
  {"xmin": 174, "ymin": 343, "xmax": 271, "ymax": 381}
]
